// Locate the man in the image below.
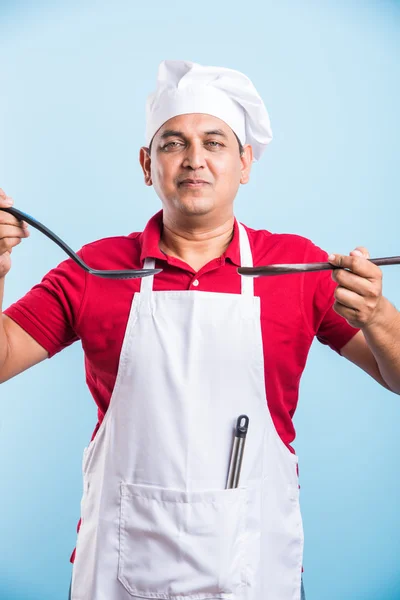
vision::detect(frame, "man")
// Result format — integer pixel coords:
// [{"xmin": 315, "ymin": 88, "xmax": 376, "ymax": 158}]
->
[{"xmin": 1, "ymin": 60, "xmax": 399, "ymax": 600}]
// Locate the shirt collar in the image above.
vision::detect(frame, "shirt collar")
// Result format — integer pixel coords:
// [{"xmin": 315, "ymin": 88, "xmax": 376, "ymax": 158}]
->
[{"xmin": 139, "ymin": 209, "xmax": 241, "ymax": 267}]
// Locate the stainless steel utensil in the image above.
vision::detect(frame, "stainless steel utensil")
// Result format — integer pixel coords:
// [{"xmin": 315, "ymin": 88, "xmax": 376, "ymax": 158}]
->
[
  {"xmin": 226, "ymin": 414, "xmax": 249, "ymax": 489},
  {"xmin": 238, "ymin": 256, "xmax": 400, "ymax": 277},
  {"xmin": 0, "ymin": 206, "xmax": 162, "ymax": 280}
]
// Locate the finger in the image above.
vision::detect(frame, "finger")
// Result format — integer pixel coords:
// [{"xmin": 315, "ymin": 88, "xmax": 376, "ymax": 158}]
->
[
  {"xmin": 0, "ymin": 206, "xmax": 28, "ymax": 230},
  {"xmin": 328, "ymin": 253, "xmax": 381, "ymax": 279},
  {"xmin": 350, "ymin": 246, "xmax": 370, "ymax": 259},
  {"xmin": 0, "ymin": 229, "xmax": 28, "ymax": 242},
  {"xmin": 0, "ymin": 194, "xmax": 14, "ymax": 207},
  {"xmin": 0, "ymin": 194, "xmax": 28, "ymax": 232},
  {"xmin": 332, "ymin": 301, "xmax": 360, "ymax": 326},
  {"xmin": 334, "ymin": 286, "xmax": 364, "ymax": 311},
  {"xmin": 332, "ymin": 268, "xmax": 376, "ymax": 296},
  {"xmin": 0, "ymin": 223, "xmax": 30, "ymax": 237},
  {"xmin": 0, "ymin": 218, "xmax": 28, "ymax": 229},
  {"xmin": 0, "ymin": 237, "xmax": 22, "ymax": 253}
]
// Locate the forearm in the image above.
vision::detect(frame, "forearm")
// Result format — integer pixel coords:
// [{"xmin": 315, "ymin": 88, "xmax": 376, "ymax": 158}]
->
[
  {"xmin": 0, "ymin": 277, "xmax": 10, "ymax": 370},
  {"xmin": 362, "ymin": 296, "xmax": 400, "ymax": 394}
]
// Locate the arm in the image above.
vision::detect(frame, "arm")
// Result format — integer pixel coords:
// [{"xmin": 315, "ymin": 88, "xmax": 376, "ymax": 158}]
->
[
  {"xmin": 329, "ymin": 247, "xmax": 400, "ymax": 395},
  {"xmin": 0, "ymin": 191, "xmax": 49, "ymax": 383},
  {"xmin": 340, "ymin": 329, "xmax": 394, "ymax": 392},
  {"xmin": 0, "ymin": 313, "xmax": 48, "ymax": 384}
]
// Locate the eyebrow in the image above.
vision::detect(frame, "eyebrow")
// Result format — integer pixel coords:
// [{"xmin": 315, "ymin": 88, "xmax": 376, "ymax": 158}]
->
[
  {"xmin": 159, "ymin": 128, "xmax": 228, "ymax": 141},
  {"xmin": 204, "ymin": 129, "xmax": 228, "ymax": 138}
]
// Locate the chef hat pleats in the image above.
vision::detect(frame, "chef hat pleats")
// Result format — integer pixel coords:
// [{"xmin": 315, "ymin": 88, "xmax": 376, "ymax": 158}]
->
[{"xmin": 145, "ymin": 60, "xmax": 273, "ymax": 161}]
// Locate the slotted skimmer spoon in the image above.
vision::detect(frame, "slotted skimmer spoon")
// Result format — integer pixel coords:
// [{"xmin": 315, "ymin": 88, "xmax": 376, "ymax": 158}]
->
[
  {"xmin": 238, "ymin": 256, "xmax": 400, "ymax": 277},
  {"xmin": 0, "ymin": 207, "xmax": 162, "ymax": 279}
]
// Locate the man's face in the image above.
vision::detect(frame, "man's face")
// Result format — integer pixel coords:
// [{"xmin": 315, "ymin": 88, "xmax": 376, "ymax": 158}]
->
[{"xmin": 140, "ymin": 113, "xmax": 253, "ymax": 219}]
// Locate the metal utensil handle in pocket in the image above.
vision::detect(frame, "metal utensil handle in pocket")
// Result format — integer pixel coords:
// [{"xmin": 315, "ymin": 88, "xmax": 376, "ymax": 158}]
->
[{"xmin": 226, "ymin": 414, "xmax": 249, "ymax": 489}]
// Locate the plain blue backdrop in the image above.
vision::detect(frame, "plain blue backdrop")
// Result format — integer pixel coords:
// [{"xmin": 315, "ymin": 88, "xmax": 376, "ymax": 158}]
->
[{"xmin": 0, "ymin": 1, "xmax": 400, "ymax": 598}]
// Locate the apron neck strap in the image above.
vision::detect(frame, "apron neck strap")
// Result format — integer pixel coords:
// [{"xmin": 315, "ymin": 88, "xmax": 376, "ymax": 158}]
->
[
  {"xmin": 141, "ymin": 258, "xmax": 156, "ymax": 295},
  {"xmin": 237, "ymin": 222, "xmax": 254, "ymax": 297},
  {"xmin": 141, "ymin": 221, "xmax": 254, "ymax": 297}
]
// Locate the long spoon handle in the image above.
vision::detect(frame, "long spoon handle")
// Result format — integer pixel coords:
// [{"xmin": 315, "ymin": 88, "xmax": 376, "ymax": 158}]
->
[
  {"xmin": 238, "ymin": 256, "xmax": 400, "ymax": 277},
  {"xmin": 0, "ymin": 206, "xmax": 161, "ymax": 279}
]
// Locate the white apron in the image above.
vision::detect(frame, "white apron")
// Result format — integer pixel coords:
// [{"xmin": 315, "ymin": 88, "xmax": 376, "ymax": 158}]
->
[{"xmin": 71, "ymin": 223, "xmax": 304, "ymax": 600}]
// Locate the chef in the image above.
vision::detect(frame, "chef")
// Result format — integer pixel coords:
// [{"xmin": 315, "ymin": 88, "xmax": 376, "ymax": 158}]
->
[{"xmin": 1, "ymin": 60, "xmax": 400, "ymax": 600}]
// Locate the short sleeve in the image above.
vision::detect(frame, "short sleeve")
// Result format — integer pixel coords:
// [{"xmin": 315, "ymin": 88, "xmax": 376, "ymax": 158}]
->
[
  {"xmin": 302, "ymin": 241, "xmax": 359, "ymax": 354},
  {"xmin": 3, "ymin": 248, "xmax": 87, "ymax": 358}
]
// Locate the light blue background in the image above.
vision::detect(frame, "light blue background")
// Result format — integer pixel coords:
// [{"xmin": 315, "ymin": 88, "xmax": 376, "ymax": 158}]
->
[{"xmin": 0, "ymin": 1, "xmax": 399, "ymax": 598}]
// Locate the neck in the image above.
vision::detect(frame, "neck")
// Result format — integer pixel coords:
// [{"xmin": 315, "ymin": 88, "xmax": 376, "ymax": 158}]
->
[{"xmin": 160, "ymin": 211, "xmax": 235, "ymax": 272}]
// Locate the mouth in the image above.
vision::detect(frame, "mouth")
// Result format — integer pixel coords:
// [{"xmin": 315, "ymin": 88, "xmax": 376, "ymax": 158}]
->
[{"xmin": 178, "ymin": 179, "xmax": 210, "ymax": 188}]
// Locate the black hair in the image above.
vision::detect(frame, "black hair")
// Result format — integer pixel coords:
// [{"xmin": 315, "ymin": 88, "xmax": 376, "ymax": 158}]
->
[{"xmin": 234, "ymin": 132, "xmax": 245, "ymax": 156}]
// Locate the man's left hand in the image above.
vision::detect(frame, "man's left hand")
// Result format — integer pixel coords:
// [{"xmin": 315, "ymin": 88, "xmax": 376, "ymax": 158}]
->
[{"xmin": 328, "ymin": 247, "xmax": 384, "ymax": 329}]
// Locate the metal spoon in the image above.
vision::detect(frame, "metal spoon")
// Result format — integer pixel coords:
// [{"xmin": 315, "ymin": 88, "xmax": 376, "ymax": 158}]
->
[
  {"xmin": 238, "ymin": 256, "xmax": 400, "ymax": 277},
  {"xmin": 0, "ymin": 206, "xmax": 162, "ymax": 279}
]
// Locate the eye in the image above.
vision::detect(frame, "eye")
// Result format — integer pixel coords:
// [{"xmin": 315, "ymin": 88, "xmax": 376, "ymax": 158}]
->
[
  {"xmin": 163, "ymin": 141, "xmax": 183, "ymax": 150},
  {"xmin": 206, "ymin": 141, "xmax": 223, "ymax": 147}
]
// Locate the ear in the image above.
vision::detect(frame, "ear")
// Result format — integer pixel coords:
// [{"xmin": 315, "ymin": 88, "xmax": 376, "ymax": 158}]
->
[
  {"xmin": 239, "ymin": 144, "xmax": 253, "ymax": 185},
  {"xmin": 139, "ymin": 147, "xmax": 152, "ymax": 186}
]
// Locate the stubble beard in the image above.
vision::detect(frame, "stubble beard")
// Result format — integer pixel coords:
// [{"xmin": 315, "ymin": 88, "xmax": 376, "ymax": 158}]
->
[{"xmin": 174, "ymin": 192, "xmax": 216, "ymax": 217}]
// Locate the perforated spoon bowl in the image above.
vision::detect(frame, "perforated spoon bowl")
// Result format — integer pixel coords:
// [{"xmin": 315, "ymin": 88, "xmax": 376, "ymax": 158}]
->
[
  {"xmin": 238, "ymin": 256, "xmax": 400, "ymax": 277},
  {"xmin": 0, "ymin": 207, "xmax": 162, "ymax": 279}
]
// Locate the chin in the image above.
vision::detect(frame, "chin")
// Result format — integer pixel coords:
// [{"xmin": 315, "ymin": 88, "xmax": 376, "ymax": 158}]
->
[{"xmin": 176, "ymin": 198, "xmax": 215, "ymax": 216}]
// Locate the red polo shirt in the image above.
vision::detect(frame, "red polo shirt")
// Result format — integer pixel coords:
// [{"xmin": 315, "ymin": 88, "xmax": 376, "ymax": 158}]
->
[{"xmin": 4, "ymin": 210, "xmax": 359, "ymax": 563}]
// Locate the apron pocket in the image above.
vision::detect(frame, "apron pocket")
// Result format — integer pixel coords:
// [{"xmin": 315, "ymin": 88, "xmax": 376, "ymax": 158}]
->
[{"xmin": 118, "ymin": 482, "xmax": 249, "ymax": 599}]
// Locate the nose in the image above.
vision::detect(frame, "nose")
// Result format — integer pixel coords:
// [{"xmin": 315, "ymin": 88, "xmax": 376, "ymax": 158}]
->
[{"xmin": 181, "ymin": 141, "xmax": 206, "ymax": 170}]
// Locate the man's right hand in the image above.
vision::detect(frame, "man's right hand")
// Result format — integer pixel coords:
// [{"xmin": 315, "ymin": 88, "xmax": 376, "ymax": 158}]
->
[
  {"xmin": 0, "ymin": 189, "xmax": 30, "ymax": 278},
  {"xmin": 0, "ymin": 189, "xmax": 48, "ymax": 383}
]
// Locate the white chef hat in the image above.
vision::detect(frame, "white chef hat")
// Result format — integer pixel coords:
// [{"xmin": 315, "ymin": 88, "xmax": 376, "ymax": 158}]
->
[{"xmin": 145, "ymin": 60, "xmax": 273, "ymax": 161}]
